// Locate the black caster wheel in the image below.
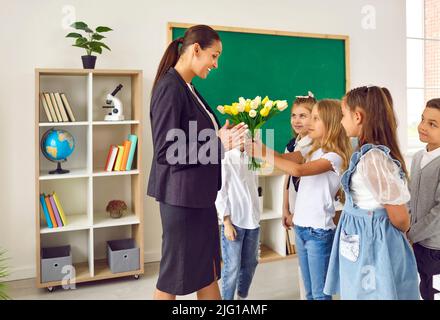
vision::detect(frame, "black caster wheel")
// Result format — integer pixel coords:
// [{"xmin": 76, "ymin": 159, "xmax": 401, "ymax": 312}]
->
[
  {"xmin": 47, "ymin": 286, "xmax": 54, "ymax": 292},
  {"xmin": 134, "ymin": 274, "xmax": 140, "ymax": 280}
]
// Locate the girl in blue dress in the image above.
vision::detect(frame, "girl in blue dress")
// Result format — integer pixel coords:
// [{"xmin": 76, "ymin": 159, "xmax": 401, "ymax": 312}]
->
[{"xmin": 324, "ymin": 86, "xmax": 420, "ymax": 300}]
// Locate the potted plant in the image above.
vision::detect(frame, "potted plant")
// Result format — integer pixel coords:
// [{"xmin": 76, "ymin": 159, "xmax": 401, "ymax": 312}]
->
[
  {"xmin": 0, "ymin": 248, "xmax": 10, "ymax": 300},
  {"xmin": 66, "ymin": 21, "xmax": 113, "ymax": 69}
]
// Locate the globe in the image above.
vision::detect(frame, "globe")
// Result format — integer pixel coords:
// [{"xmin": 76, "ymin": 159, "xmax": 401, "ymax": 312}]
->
[{"xmin": 41, "ymin": 128, "xmax": 75, "ymax": 174}]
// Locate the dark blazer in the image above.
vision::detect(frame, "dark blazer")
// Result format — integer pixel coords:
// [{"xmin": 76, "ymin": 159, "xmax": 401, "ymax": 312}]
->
[{"xmin": 147, "ymin": 68, "xmax": 224, "ymax": 208}]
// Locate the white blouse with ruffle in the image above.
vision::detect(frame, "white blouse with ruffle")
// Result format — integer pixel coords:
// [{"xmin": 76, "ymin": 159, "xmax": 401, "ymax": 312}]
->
[{"xmin": 350, "ymin": 149, "xmax": 410, "ymax": 210}]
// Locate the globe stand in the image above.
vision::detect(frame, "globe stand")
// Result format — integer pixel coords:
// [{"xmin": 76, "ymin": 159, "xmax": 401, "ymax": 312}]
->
[{"xmin": 49, "ymin": 162, "xmax": 70, "ymax": 175}]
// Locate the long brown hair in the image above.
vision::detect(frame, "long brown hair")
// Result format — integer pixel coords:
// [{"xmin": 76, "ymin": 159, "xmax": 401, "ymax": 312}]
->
[
  {"xmin": 344, "ymin": 86, "xmax": 408, "ymax": 176},
  {"xmin": 307, "ymin": 99, "xmax": 352, "ymax": 173},
  {"xmin": 152, "ymin": 25, "xmax": 221, "ymax": 90}
]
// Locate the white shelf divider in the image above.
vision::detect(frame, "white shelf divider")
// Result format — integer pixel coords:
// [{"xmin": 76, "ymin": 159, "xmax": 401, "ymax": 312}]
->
[
  {"xmin": 40, "ymin": 214, "xmax": 90, "ymax": 234},
  {"xmin": 93, "ymin": 169, "xmax": 139, "ymax": 177},
  {"xmin": 261, "ymin": 208, "xmax": 282, "ymax": 221},
  {"xmin": 88, "ymin": 228, "xmax": 94, "ymax": 278},
  {"xmin": 92, "ymin": 120, "xmax": 140, "ymax": 125},
  {"xmin": 93, "ymin": 212, "xmax": 140, "ymax": 229},
  {"xmin": 39, "ymin": 121, "xmax": 89, "ymax": 127},
  {"xmin": 87, "ymin": 72, "xmax": 95, "ymax": 278},
  {"xmin": 39, "ymin": 168, "xmax": 89, "ymax": 180}
]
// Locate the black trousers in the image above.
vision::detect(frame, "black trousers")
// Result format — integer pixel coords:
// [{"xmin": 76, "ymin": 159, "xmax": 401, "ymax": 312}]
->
[{"xmin": 413, "ymin": 243, "xmax": 440, "ymax": 300}]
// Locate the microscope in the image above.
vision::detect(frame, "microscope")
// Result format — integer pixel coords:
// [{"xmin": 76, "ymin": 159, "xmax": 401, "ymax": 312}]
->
[{"xmin": 102, "ymin": 84, "xmax": 125, "ymax": 121}]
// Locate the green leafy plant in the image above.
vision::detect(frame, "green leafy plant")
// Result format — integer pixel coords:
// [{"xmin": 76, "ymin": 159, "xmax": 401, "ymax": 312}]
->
[
  {"xmin": 66, "ymin": 21, "xmax": 112, "ymax": 56},
  {"xmin": 0, "ymin": 248, "xmax": 10, "ymax": 300}
]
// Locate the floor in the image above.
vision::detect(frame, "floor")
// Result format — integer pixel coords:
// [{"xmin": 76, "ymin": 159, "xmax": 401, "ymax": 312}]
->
[{"xmin": 5, "ymin": 257, "xmax": 301, "ymax": 300}]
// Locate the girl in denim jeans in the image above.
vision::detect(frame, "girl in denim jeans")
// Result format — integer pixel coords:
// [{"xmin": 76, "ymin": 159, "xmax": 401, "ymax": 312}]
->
[
  {"xmin": 249, "ymin": 99, "xmax": 352, "ymax": 300},
  {"xmin": 215, "ymin": 145, "xmax": 261, "ymax": 300}
]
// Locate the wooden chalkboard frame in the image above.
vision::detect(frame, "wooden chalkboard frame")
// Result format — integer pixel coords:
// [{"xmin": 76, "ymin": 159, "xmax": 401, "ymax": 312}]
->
[{"xmin": 167, "ymin": 22, "xmax": 350, "ymax": 91}]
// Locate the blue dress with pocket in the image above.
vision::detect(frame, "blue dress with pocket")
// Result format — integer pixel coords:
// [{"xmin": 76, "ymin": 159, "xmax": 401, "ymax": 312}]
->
[{"xmin": 324, "ymin": 144, "xmax": 420, "ymax": 299}]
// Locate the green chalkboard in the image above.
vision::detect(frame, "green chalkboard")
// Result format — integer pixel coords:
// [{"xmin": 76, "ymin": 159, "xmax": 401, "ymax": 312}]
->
[{"xmin": 171, "ymin": 25, "xmax": 348, "ymax": 152}]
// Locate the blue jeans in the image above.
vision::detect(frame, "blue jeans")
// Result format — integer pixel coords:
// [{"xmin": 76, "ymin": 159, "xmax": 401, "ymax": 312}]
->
[
  {"xmin": 221, "ymin": 224, "xmax": 260, "ymax": 300},
  {"xmin": 295, "ymin": 225, "xmax": 335, "ymax": 300}
]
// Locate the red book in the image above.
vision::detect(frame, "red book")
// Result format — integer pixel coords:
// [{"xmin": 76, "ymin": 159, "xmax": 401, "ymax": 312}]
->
[{"xmin": 105, "ymin": 145, "xmax": 118, "ymax": 171}]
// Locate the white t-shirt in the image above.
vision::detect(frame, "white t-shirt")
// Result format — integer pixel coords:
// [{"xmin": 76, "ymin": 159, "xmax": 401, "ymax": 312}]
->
[
  {"xmin": 421, "ymin": 145, "xmax": 440, "ymax": 169},
  {"xmin": 293, "ymin": 148, "xmax": 343, "ymax": 230},
  {"xmin": 284, "ymin": 135, "xmax": 313, "ymax": 214},
  {"xmin": 350, "ymin": 149, "xmax": 410, "ymax": 210},
  {"xmin": 215, "ymin": 148, "xmax": 261, "ymax": 229}
]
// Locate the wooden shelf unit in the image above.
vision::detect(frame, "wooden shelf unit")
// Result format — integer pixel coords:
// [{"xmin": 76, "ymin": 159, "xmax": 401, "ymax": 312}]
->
[{"xmin": 35, "ymin": 68, "xmax": 144, "ymax": 289}]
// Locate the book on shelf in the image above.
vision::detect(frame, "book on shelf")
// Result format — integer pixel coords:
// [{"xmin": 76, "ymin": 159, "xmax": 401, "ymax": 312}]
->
[
  {"xmin": 40, "ymin": 93, "xmax": 53, "ymax": 122},
  {"xmin": 126, "ymin": 134, "xmax": 138, "ymax": 170},
  {"xmin": 105, "ymin": 145, "xmax": 119, "ymax": 172},
  {"xmin": 60, "ymin": 93, "xmax": 76, "ymax": 122},
  {"xmin": 103, "ymin": 134, "xmax": 138, "ymax": 172},
  {"xmin": 40, "ymin": 92, "xmax": 77, "ymax": 123},
  {"xmin": 44, "ymin": 194, "xmax": 58, "ymax": 228},
  {"xmin": 49, "ymin": 93, "xmax": 63, "ymax": 123},
  {"xmin": 114, "ymin": 145, "xmax": 125, "ymax": 171},
  {"xmin": 39, "ymin": 192, "xmax": 68, "ymax": 228},
  {"xmin": 49, "ymin": 194, "xmax": 63, "ymax": 227},
  {"xmin": 54, "ymin": 92, "xmax": 69, "ymax": 122},
  {"xmin": 120, "ymin": 140, "xmax": 132, "ymax": 171},
  {"xmin": 286, "ymin": 229, "xmax": 297, "ymax": 255},
  {"xmin": 53, "ymin": 192, "xmax": 68, "ymax": 225},
  {"xmin": 43, "ymin": 93, "xmax": 58, "ymax": 122},
  {"xmin": 39, "ymin": 194, "xmax": 53, "ymax": 228}
]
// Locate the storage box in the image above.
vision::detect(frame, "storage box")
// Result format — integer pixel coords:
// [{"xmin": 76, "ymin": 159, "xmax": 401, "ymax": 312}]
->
[
  {"xmin": 107, "ymin": 238, "xmax": 140, "ymax": 274},
  {"xmin": 41, "ymin": 245, "xmax": 72, "ymax": 283}
]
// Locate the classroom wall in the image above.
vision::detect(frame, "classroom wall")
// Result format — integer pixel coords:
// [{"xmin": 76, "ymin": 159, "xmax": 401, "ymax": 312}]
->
[{"xmin": 0, "ymin": 0, "xmax": 407, "ymax": 281}]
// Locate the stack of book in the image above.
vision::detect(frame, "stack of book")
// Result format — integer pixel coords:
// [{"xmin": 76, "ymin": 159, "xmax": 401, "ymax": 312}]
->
[
  {"xmin": 39, "ymin": 192, "xmax": 68, "ymax": 228},
  {"xmin": 105, "ymin": 134, "xmax": 138, "ymax": 172},
  {"xmin": 40, "ymin": 92, "xmax": 76, "ymax": 122}
]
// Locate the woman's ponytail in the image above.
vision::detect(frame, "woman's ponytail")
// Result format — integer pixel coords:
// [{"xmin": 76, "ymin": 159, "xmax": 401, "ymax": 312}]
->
[
  {"xmin": 152, "ymin": 37, "xmax": 183, "ymax": 90},
  {"xmin": 152, "ymin": 25, "xmax": 220, "ymax": 91}
]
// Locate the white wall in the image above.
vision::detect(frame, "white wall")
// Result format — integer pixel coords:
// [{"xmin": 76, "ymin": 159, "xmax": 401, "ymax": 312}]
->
[{"xmin": 0, "ymin": 0, "xmax": 407, "ymax": 281}]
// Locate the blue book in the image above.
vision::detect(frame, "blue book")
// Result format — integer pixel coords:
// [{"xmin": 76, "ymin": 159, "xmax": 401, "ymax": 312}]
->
[
  {"xmin": 125, "ymin": 134, "xmax": 138, "ymax": 170},
  {"xmin": 40, "ymin": 193, "xmax": 53, "ymax": 228}
]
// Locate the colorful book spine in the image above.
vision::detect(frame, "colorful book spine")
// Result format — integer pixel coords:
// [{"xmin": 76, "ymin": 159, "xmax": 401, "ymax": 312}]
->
[
  {"xmin": 114, "ymin": 145, "xmax": 125, "ymax": 171},
  {"xmin": 49, "ymin": 194, "xmax": 63, "ymax": 227},
  {"xmin": 53, "ymin": 192, "xmax": 68, "ymax": 226},
  {"xmin": 126, "ymin": 134, "xmax": 138, "ymax": 170},
  {"xmin": 105, "ymin": 145, "xmax": 118, "ymax": 171},
  {"xmin": 39, "ymin": 193, "xmax": 53, "ymax": 228},
  {"xmin": 120, "ymin": 140, "xmax": 132, "ymax": 171},
  {"xmin": 44, "ymin": 195, "xmax": 58, "ymax": 228}
]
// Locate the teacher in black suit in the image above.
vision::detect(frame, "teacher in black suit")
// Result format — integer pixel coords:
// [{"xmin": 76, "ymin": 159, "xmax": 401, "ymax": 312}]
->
[{"xmin": 148, "ymin": 25, "xmax": 248, "ymax": 300}]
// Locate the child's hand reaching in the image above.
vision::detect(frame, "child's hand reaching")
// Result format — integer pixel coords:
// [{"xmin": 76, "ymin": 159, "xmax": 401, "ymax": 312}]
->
[{"xmin": 244, "ymin": 139, "xmax": 265, "ymax": 159}]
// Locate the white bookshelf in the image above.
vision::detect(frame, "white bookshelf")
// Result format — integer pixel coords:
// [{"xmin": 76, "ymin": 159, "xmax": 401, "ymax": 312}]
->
[
  {"xmin": 257, "ymin": 167, "xmax": 296, "ymax": 263},
  {"xmin": 35, "ymin": 69, "xmax": 144, "ymax": 290}
]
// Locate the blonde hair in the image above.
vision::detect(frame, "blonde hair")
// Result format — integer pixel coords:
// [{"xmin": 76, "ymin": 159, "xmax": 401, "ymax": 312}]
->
[{"xmin": 307, "ymin": 99, "xmax": 352, "ymax": 172}]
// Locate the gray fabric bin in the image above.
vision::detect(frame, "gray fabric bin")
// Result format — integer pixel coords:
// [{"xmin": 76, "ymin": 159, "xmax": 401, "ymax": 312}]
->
[
  {"xmin": 41, "ymin": 245, "xmax": 72, "ymax": 283},
  {"xmin": 107, "ymin": 239, "xmax": 140, "ymax": 274}
]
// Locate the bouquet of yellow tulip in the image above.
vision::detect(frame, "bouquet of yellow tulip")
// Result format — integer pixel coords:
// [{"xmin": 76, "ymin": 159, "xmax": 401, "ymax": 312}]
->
[{"xmin": 217, "ymin": 96, "xmax": 288, "ymax": 170}]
